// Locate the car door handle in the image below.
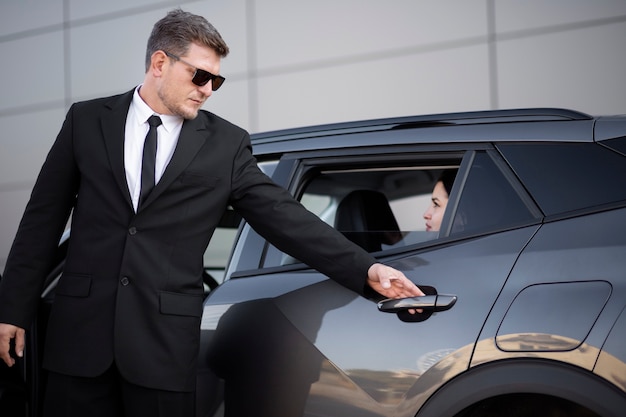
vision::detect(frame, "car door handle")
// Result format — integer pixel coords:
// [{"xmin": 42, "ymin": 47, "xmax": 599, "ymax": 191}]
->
[{"xmin": 377, "ymin": 294, "xmax": 457, "ymax": 313}]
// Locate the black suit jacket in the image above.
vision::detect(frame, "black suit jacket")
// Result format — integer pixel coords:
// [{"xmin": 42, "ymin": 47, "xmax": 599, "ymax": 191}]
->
[{"xmin": 0, "ymin": 90, "xmax": 376, "ymax": 391}]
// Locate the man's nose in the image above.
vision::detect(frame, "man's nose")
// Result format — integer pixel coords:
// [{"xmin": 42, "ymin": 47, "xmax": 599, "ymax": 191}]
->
[{"xmin": 198, "ymin": 81, "xmax": 214, "ymax": 97}]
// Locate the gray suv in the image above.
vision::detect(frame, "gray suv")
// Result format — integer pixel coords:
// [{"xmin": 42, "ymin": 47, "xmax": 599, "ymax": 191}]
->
[
  {"xmin": 2, "ymin": 108, "xmax": 626, "ymax": 417},
  {"xmin": 199, "ymin": 108, "xmax": 626, "ymax": 417}
]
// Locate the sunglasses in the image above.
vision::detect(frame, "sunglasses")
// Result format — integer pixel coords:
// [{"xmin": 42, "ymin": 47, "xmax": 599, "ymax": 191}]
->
[{"xmin": 164, "ymin": 51, "xmax": 225, "ymax": 91}]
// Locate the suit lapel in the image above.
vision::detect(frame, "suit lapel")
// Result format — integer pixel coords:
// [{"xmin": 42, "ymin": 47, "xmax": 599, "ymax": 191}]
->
[
  {"xmin": 138, "ymin": 115, "xmax": 208, "ymax": 211},
  {"xmin": 100, "ymin": 89, "xmax": 209, "ymax": 212},
  {"xmin": 101, "ymin": 90, "xmax": 135, "ymax": 210}
]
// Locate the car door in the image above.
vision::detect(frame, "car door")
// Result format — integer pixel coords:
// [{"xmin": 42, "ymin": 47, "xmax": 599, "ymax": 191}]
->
[{"xmin": 201, "ymin": 144, "xmax": 543, "ymax": 417}]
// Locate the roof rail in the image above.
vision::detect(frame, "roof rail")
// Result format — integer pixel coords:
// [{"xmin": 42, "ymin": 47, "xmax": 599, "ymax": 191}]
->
[{"xmin": 251, "ymin": 108, "xmax": 592, "ymax": 143}]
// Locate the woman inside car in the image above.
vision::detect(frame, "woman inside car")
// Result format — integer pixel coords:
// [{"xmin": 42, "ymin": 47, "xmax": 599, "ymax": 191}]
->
[{"xmin": 423, "ymin": 169, "xmax": 457, "ymax": 233}]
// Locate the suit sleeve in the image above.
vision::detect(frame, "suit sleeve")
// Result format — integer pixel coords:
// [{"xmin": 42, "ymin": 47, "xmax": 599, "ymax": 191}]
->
[
  {"xmin": 0, "ymin": 106, "xmax": 80, "ymax": 328},
  {"xmin": 228, "ymin": 132, "xmax": 377, "ymax": 296}
]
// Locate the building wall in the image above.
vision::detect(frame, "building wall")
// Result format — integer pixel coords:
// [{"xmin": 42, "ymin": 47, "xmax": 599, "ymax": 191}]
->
[{"xmin": 1, "ymin": 0, "xmax": 626, "ymax": 270}]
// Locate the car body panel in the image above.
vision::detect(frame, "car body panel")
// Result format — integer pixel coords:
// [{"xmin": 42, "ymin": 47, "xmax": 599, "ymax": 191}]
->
[
  {"xmin": 472, "ymin": 208, "xmax": 626, "ymax": 373},
  {"xmin": 595, "ymin": 306, "xmax": 626, "ymax": 392}
]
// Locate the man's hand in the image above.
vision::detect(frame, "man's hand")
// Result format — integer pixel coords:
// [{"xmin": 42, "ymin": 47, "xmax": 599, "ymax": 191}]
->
[
  {"xmin": 0, "ymin": 323, "xmax": 25, "ymax": 367},
  {"xmin": 367, "ymin": 263, "xmax": 424, "ymax": 299}
]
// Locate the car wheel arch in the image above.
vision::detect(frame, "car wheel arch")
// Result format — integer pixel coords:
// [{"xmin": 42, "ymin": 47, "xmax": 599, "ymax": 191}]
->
[{"xmin": 414, "ymin": 358, "xmax": 626, "ymax": 417}]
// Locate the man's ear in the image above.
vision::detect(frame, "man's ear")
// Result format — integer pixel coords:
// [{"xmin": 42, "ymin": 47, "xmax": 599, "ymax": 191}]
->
[{"xmin": 150, "ymin": 50, "xmax": 168, "ymax": 76}]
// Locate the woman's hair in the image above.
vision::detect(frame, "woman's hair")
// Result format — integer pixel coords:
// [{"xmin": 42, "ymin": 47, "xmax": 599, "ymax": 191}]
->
[
  {"xmin": 438, "ymin": 169, "xmax": 457, "ymax": 196},
  {"xmin": 145, "ymin": 8, "xmax": 230, "ymax": 71}
]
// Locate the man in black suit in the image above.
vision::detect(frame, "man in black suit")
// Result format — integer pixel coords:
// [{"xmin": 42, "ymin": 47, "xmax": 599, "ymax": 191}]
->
[{"xmin": 0, "ymin": 9, "xmax": 423, "ymax": 417}]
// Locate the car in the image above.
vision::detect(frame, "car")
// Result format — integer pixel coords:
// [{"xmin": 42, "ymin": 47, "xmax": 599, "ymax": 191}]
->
[{"xmin": 2, "ymin": 108, "xmax": 626, "ymax": 416}]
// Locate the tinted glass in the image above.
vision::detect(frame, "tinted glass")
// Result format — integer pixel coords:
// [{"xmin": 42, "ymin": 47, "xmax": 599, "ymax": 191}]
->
[
  {"xmin": 602, "ymin": 136, "xmax": 626, "ymax": 157},
  {"xmin": 451, "ymin": 151, "xmax": 538, "ymax": 235},
  {"xmin": 497, "ymin": 143, "xmax": 626, "ymax": 216},
  {"xmin": 301, "ymin": 167, "xmax": 446, "ymax": 252},
  {"xmin": 262, "ymin": 161, "xmax": 461, "ymax": 267}
]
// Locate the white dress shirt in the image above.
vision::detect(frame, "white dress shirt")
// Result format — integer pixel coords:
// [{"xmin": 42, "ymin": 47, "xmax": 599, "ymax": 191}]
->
[{"xmin": 125, "ymin": 86, "xmax": 183, "ymax": 212}]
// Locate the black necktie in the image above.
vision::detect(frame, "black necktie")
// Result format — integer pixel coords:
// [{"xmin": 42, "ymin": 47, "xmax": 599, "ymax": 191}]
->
[{"xmin": 139, "ymin": 115, "xmax": 162, "ymax": 209}]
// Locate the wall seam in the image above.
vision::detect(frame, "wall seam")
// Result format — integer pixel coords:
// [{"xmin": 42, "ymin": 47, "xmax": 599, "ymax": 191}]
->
[
  {"xmin": 63, "ymin": 0, "xmax": 71, "ymax": 110},
  {"xmin": 245, "ymin": 0, "xmax": 259, "ymax": 132},
  {"xmin": 487, "ymin": 0, "xmax": 499, "ymax": 110}
]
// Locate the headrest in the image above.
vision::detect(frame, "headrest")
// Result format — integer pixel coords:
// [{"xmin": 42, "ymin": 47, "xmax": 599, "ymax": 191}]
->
[{"xmin": 334, "ymin": 190, "xmax": 402, "ymax": 252}]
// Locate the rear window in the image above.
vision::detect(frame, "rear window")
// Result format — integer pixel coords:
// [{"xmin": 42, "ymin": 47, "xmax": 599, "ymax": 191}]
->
[
  {"xmin": 497, "ymin": 142, "xmax": 626, "ymax": 216},
  {"xmin": 449, "ymin": 151, "xmax": 539, "ymax": 236}
]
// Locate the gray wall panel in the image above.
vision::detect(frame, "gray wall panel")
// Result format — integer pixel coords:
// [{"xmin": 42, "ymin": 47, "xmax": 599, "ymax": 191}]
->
[{"xmin": 1, "ymin": 0, "xmax": 625, "ymax": 271}]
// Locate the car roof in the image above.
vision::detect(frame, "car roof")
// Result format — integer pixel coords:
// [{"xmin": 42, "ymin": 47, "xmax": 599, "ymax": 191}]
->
[{"xmin": 249, "ymin": 108, "xmax": 626, "ymax": 156}]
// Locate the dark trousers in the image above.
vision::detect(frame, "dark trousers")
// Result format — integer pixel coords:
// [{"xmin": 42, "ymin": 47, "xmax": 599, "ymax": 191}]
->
[{"xmin": 43, "ymin": 363, "xmax": 195, "ymax": 417}]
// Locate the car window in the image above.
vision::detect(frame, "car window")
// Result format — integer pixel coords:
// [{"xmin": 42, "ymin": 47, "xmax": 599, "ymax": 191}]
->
[
  {"xmin": 257, "ymin": 150, "xmax": 541, "ymax": 269},
  {"xmin": 497, "ymin": 142, "xmax": 626, "ymax": 216},
  {"xmin": 446, "ymin": 150, "xmax": 541, "ymax": 237},
  {"xmin": 260, "ymin": 157, "xmax": 462, "ymax": 267},
  {"xmin": 601, "ymin": 136, "xmax": 626, "ymax": 156},
  {"xmin": 299, "ymin": 168, "xmax": 442, "ymax": 249}
]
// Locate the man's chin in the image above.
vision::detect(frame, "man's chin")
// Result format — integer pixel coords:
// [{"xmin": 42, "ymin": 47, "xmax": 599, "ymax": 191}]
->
[{"xmin": 179, "ymin": 108, "xmax": 199, "ymax": 120}]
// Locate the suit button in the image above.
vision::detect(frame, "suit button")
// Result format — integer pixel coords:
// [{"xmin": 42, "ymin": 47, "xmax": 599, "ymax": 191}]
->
[
  {"xmin": 120, "ymin": 277, "xmax": 130, "ymax": 286},
  {"xmin": 129, "ymin": 227, "xmax": 137, "ymax": 235}
]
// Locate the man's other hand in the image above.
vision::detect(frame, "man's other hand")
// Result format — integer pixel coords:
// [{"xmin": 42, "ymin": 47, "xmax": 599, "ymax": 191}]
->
[{"xmin": 0, "ymin": 323, "xmax": 25, "ymax": 367}]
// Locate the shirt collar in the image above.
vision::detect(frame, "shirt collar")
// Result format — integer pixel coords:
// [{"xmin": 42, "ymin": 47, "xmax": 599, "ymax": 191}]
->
[{"xmin": 132, "ymin": 85, "xmax": 183, "ymax": 133}]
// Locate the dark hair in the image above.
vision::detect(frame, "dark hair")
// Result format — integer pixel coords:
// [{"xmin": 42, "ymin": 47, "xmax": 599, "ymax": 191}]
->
[
  {"xmin": 145, "ymin": 9, "xmax": 229, "ymax": 71},
  {"xmin": 438, "ymin": 169, "xmax": 457, "ymax": 196}
]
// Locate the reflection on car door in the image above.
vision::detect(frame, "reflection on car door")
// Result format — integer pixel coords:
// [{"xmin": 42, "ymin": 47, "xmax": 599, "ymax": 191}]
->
[
  {"xmin": 206, "ymin": 226, "xmax": 539, "ymax": 416},
  {"xmin": 275, "ymin": 226, "xmax": 539, "ymax": 416}
]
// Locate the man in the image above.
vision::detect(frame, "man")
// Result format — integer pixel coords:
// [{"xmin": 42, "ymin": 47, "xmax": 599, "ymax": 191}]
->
[{"xmin": 0, "ymin": 9, "xmax": 423, "ymax": 417}]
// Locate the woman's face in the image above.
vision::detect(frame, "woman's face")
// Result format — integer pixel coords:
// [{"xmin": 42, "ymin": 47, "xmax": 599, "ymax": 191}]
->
[{"xmin": 423, "ymin": 181, "xmax": 449, "ymax": 232}]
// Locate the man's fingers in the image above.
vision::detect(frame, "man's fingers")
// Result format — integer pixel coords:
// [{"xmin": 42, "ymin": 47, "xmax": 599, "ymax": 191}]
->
[
  {"xmin": 379, "ymin": 277, "xmax": 391, "ymax": 289},
  {"xmin": 388, "ymin": 275, "xmax": 424, "ymax": 297},
  {"xmin": 0, "ymin": 339, "xmax": 15, "ymax": 367},
  {"xmin": 15, "ymin": 328, "xmax": 25, "ymax": 358},
  {"xmin": 0, "ymin": 324, "xmax": 24, "ymax": 367},
  {"xmin": 367, "ymin": 263, "xmax": 425, "ymax": 299}
]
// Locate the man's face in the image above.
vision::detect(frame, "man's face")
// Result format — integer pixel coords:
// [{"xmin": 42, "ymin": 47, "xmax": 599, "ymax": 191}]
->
[{"xmin": 158, "ymin": 43, "xmax": 222, "ymax": 119}]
